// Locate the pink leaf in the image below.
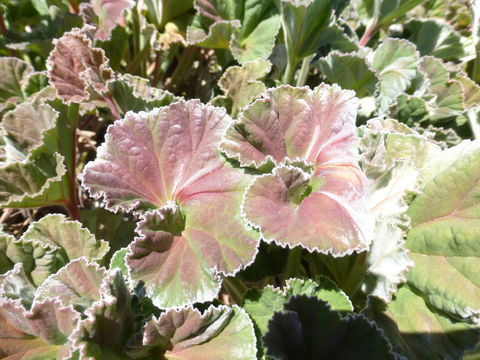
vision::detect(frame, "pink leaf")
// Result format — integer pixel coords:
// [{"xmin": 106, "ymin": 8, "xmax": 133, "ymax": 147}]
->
[
  {"xmin": 81, "ymin": 0, "xmax": 134, "ymax": 41},
  {"xmin": 82, "ymin": 100, "xmax": 258, "ymax": 308},
  {"xmin": 226, "ymin": 84, "xmax": 373, "ymax": 254},
  {"xmin": 47, "ymin": 26, "xmax": 113, "ymax": 104}
]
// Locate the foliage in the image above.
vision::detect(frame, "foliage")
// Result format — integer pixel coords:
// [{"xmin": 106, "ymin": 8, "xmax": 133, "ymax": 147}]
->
[{"xmin": 1, "ymin": 0, "xmax": 480, "ymax": 359}]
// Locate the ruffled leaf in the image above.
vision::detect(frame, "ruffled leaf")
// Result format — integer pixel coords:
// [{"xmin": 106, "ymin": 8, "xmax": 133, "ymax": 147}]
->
[
  {"xmin": 22, "ymin": 214, "xmax": 109, "ymax": 264},
  {"xmin": 47, "ymin": 26, "xmax": 113, "ymax": 104},
  {"xmin": 243, "ymin": 277, "xmax": 352, "ymax": 340},
  {"xmin": 82, "ymin": 100, "xmax": 258, "ymax": 308},
  {"xmin": 371, "ymin": 39, "xmax": 420, "ymax": 112},
  {"xmin": 140, "ymin": 305, "xmax": 256, "ymax": 360},
  {"xmin": 80, "ymin": 0, "xmax": 134, "ymax": 41},
  {"xmin": 215, "ymin": 59, "xmax": 271, "ymax": 116},
  {"xmin": 68, "ymin": 269, "xmax": 134, "ymax": 359},
  {"xmin": 223, "ymin": 84, "xmax": 372, "ymax": 255}
]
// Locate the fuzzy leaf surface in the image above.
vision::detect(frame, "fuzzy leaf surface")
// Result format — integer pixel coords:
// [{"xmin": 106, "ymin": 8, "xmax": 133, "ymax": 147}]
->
[
  {"xmin": 141, "ymin": 305, "xmax": 256, "ymax": 360},
  {"xmin": 82, "ymin": 100, "xmax": 258, "ymax": 308}
]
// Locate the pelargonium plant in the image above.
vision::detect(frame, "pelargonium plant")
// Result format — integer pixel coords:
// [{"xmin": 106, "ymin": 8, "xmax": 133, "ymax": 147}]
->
[{"xmin": 1, "ymin": 0, "xmax": 480, "ymax": 359}]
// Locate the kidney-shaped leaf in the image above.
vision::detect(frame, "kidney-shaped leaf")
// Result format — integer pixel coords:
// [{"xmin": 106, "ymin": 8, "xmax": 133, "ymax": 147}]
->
[
  {"xmin": 223, "ymin": 84, "xmax": 372, "ymax": 255},
  {"xmin": 82, "ymin": 100, "xmax": 259, "ymax": 308}
]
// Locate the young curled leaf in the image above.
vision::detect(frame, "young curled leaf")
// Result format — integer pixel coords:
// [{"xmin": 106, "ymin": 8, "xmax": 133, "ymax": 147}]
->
[
  {"xmin": 47, "ymin": 26, "xmax": 113, "ymax": 104},
  {"xmin": 139, "ymin": 305, "xmax": 256, "ymax": 360}
]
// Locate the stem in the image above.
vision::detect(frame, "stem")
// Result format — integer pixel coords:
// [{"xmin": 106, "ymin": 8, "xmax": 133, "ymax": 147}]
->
[
  {"xmin": 66, "ymin": 105, "xmax": 81, "ymax": 221},
  {"xmin": 166, "ymin": 46, "xmax": 197, "ymax": 92},
  {"xmin": 283, "ymin": 247, "xmax": 302, "ymax": 280},
  {"xmin": 222, "ymin": 276, "xmax": 247, "ymax": 304},
  {"xmin": 473, "ymin": 45, "xmax": 480, "ymax": 84},
  {"xmin": 296, "ymin": 55, "xmax": 313, "ymax": 87},
  {"xmin": 359, "ymin": 22, "xmax": 377, "ymax": 47},
  {"xmin": 467, "ymin": 109, "xmax": 480, "ymax": 139},
  {"xmin": 104, "ymin": 94, "xmax": 121, "ymax": 120},
  {"xmin": 152, "ymin": 50, "xmax": 163, "ymax": 87},
  {"xmin": 283, "ymin": 57, "xmax": 299, "ymax": 85}
]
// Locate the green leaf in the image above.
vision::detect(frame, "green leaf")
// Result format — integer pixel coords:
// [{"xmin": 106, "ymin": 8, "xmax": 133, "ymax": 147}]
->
[
  {"xmin": 68, "ymin": 270, "xmax": 134, "ymax": 359},
  {"xmin": 109, "ymin": 74, "xmax": 178, "ymax": 116},
  {"xmin": 371, "ymin": 38, "xmax": 420, "ymax": 113},
  {"xmin": 0, "ymin": 100, "xmax": 80, "ymax": 209},
  {"xmin": 280, "ymin": 0, "xmax": 347, "ymax": 69},
  {"xmin": 263, "ymin": 295, "xmax": 395, "ymax": 360},
  {"xmin": 403, "ymin": 19, "xmax": 465, "ymax": 60},
  {"xmin": 417, "ymin": 56, "xmax": 464, "ymax": 122},
  {"xmin": 141, "ymin": 305, "xmax": 257, "ymax": 360},
  {"xmin": 187, "ymin": 0, "xmax": 280, "ymax": 62},
  {"xmin": 317, "ymin": 51, "xmax": 379, "ymax": 98},
  {"xmin": 243, "ymin": 277, "xmax": 352, "ymax": 341},
  {"xmin": 217, "ymin": 59, "xmax": 271, "ymax": 116},
  {"xmin": 406, "ymin": 141, "xmax": 480, "ymax": 321},
  {"xmin": 22, "ymin": 214, "xmax": 109, "ymax": 266},
  {"xmin": 0, "ymin": 57, "xmax": 33, "ymax": 104},
  {"xmin": 367, "ymin": 286, "xmax": 480, "ymax": 360}
]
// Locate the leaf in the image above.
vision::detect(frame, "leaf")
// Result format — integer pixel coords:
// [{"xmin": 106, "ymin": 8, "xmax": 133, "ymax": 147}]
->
[
  {"xmin": 217, "ymin": 59, "xmax": 271, "ymax": 116},
  {"xmin": 47, "ymin": 26, "xmax": 113, "ymax": 104},
  {"xmin": 243, "ymin": 165, "xmax": 371, "ymax": 254},
  {"xmin": 0, "ymin": 235, "xmax": 63, "ymax": 288},
  {"xmin": 388, "ymin": 94, "xmax": 429, "ymax": 126},
  {"xmin": 34, "ymin": 258, "xmax": 106, "ymax": 312},
  {"xmin": 360, "ymin": 0, "xmax": 424, "ymax": 31},
  {"xmin": 230, "ymin": 14, "xmax": 281, "ymax": 64},
  {"xmin": 367, "ymin": 286, "xmax": 480, "ymax": 360},
  {"xmin": 187, "ymin": 0, "xmax": 280, "ymax": 63},
  {"xmin": 141, "ymin": 305, "xmax": 256, "ymax": 360},
  {"xmin": 0, "ymin": 100, "xmax": 79, "ymax": 209},
  {"xmin": 317, "ymin": 51, "xmax": 379, "ymax": 98},
  {"xmin": 223, "ymin": 85, "xmax": 373, "ymax": 255},
  {"xmin": 279, "ymin": 0, "xmax": 349, "ymax": 66},
  {"xmin": 243, "ymin": 277, "xmax": 352, "ymax": 340},
  {"xmin": 371, "ymin": 38, "xmax": 420, "ymax": 113},
  {"xmin": 417, "ymin": 56, "xmax": 464, "ymax": 122},
  {"xmin": 0, "ymin": 311, "xmax": 60, "ymax": 360},
  {"xmin": 0, "ymin": 57, "xmax": 33, "ymax": 105},
  {"xmin": 22, "ymin": 214, "xmax": 109, "ymax": 266},
  {"xmin": 403, "ymin": 19, "xmax": 465, "ymax": 60},
  {"xmin": 81, "ymin": 100, "xmax": 259, "ymax": 308},
  {"xmin": 80, "ymin": 0, "xmax": 134, "ymax": 41},
  {"xmin": 405, "ymin": 141, "xmax": 480, "ymax": 321},
  {"xmin": 0, "ymin": 295, "xmax": 79, "ymax": 346},
  {"xmin": 68, "ymin": 269, "xmax": 134, "ymax": 360},
  {"xmin": 108, "ymin": 74, "xmax": 178, "ymax": 116},
  {"xmin": 1, "ymin": 102, "xmax": 58, "ymax": 158},
  {"xmin": 457, "ymin": 74, "xmax": 480, "ymax": 111},
  {"xmin": 263, "ymin": 295, "xmax": 395, "ymax": 360}
]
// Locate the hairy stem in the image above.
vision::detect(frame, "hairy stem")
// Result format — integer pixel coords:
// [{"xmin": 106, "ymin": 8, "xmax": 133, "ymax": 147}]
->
[
  {"xmin": 359, "ymin": 22, "xmax": 377, "ymax": 47},
  {"xmin": 104, "ymin": 94, "xmax": 121, "ymax": 120}
]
